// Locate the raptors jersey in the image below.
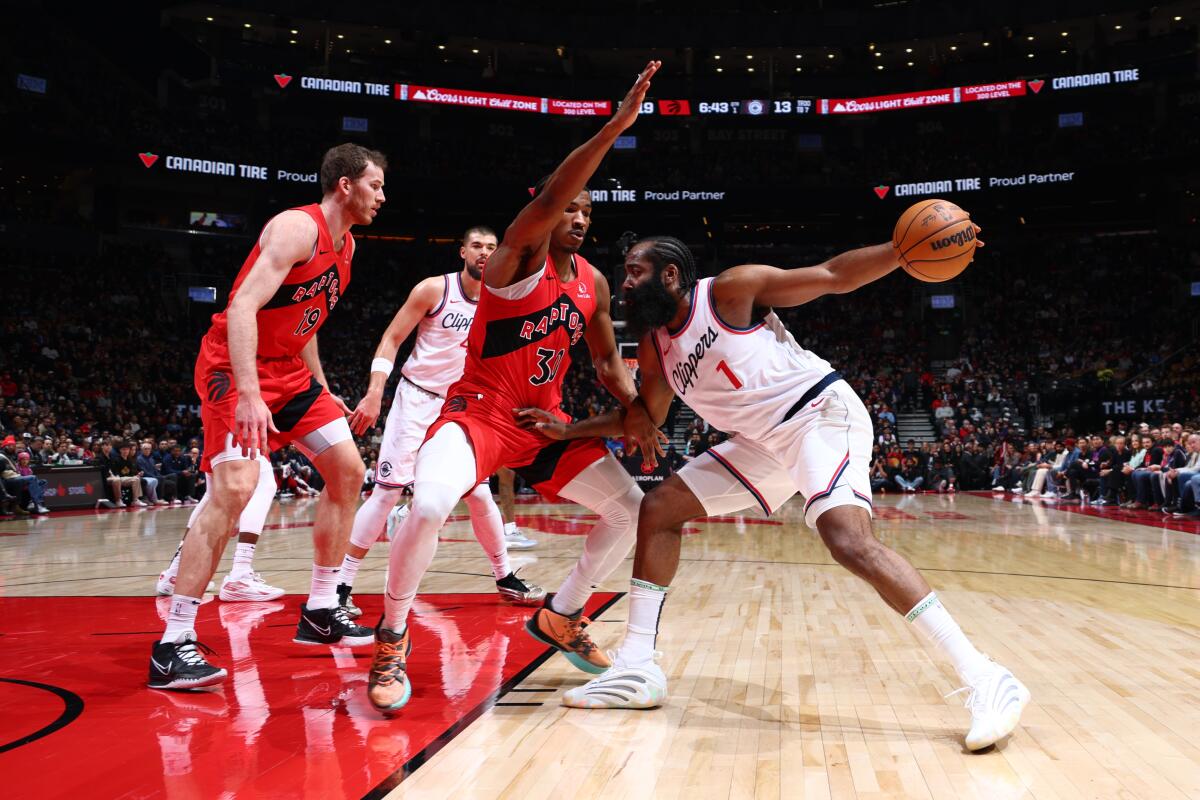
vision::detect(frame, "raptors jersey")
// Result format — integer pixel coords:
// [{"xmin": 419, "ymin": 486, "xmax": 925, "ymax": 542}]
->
[
  {"xmin": 400, "ymin": 272, "xmax": 476, "ymax": 397},
  {"xmin": 203, "ymin": 204, "xmax": 351, "ymax": 359},
  {"xmin": 651, "ymin": 277, "xmax": 834, "ymax": 440},
  {"xmin": 449, "ymin": 253, "xmax": 596, "ymax": 411}
]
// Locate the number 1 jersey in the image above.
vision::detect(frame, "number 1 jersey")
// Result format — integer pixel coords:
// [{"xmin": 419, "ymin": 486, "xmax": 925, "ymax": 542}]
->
[{"xmin": 448, "ymin": 253, "xmax": 597, "ymax": 413}]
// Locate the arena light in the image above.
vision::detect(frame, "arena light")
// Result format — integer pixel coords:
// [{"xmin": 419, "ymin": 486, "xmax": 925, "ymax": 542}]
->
[
  {"xmin": 337, "ymin": 34, "xmax": 344, "ymax": 39},
  {"xmin": 1174, "ymin": 16, "xmax": 1183, "ymax": 21},
  {"xmin": 1114, "ymin": 24, "xmax": 1122, "ymax": 30},
  {"xmin": 1027, "ymin": 52, "xmax": 1035, "ymax": 58},
  {"xmin": 716, "ymin": 67, "xmax": 723, "ymax": 72},
  {"xmin": 907, "ymin": 61, "xmax": 914, "ymax": 66},
  {"xmin": 290, "ymin": 29, "xmax": 298, "ymax": 34},
  {"xmin": 827, "ymin": 53, "xmax": 835, "ymax": 59},
  {"xmin": 205, "ymin": 16, "xmax": 213, "ymax": 21},
  {"xmin": 437, "ymin": 44, "xmax": 445, "ymax": 49},
  {"xmin": 746, "ymin": 54, "xmax": 753, "ymax": 60},
  {"xmin": 1026, "ymin": 35, "xmax": 1035, "ymax": 41},
  {"xmin": 794, "ymin": 54, "xmax": 802, "ymax": 59},
  {"xmin": 950, "ymin": 45, "xmax": 958, "ymax": 51},
  {"xmin": 747, "ymin": 67, "xmax": 754, "ymax": 72},
  {"xmin": 795, "ymin": 66, "xmax": 802, "ymax": 72},
  {"xmin": 384, "ymin": 39, "xmax": 392, "ymax": 44},
  {"xmin": 289, "ymin": 39, "xmax": 296, "ymax": 44},
  {"xmin": 714, "ymin": 54, "xmax": 721, "ymax": 60},
  {"xmin": 905, "ymin": 47, "xmax": 913, "ymax": 53},
  {"xmin": 982, "ymin": 41, "xmax": 991, "ymax": 47},
  {"xmin": 471, "ymin": 48, "xmax": 480, "ymax": 53},
  {"xmin": 875, "ymin": 51, "xmax": 882, "ymax": 57},
  {"xmin": 877, "ymin": 65, "xmax": 884, "ymax": 70},
  {"xmin": 243, "ymin": 22, "xmax": 251, "ymax": 29},
  {"xmin": 1060, "ymin": 31, "xmax": 1068, "ymax": 36}
]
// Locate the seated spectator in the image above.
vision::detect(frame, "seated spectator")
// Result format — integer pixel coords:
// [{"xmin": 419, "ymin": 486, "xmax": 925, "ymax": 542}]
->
[
  {"xmin": 1127, "ymin": 438, "xmax": 1182, "ymax": 511},
  {"xmin": 0, "ymin": 437, "xmax": 49, "ymax": 513},
  {"xmin": 162, "ymin": 444, "xmax": 199, "ymax": 504},
  {"xmin": 990, "ymin": 441, "xmax": 1021, "ymax": 493},
  {"xmin": 926, "ymin": 444, "xmax": 958, "ymax": 493},
  {"xmin": 1065, "ymin": 437, "xmax": 1101, "ymax": 502},
  {"xmin": 188, "ymin": 447, "xmax": 208, "ymax": 499},
  {"xmin": 894, "ymin": 455, "xmax": 924, "ymax": 492},
  {"xmin": 103, "ymin": 440, "xmax": 147, "ymax": 508},
  {"xmin": 1162, "ymin": 433, "xmax": 1200, "ymax": 514},
  {"xmin": 1094, "ymin": 435, "xmax": 1129, "ymax": 506},
  {"xmin": 137, "ymin": 441, "xmax": 175, "ymax": 505},
  {"xmin": 869, "ymin": 445, "xmax": 892, "ymax": 493}
]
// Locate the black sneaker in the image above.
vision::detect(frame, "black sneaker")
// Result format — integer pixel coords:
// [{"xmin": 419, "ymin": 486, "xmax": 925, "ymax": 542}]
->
[
  {"xmin": 496, "ymin": 570, "xmax": 547, "ymax": 606},
  {"xmin": 148, "ymin": 632, "xmax": 227, "ymax": 690},
  {"xmin": 294, "ymin": 603, "xmax": 374, "ymax": 646},
  {"xmin": 336, "ymin": 582, "xmax": 362, "ymax": 619}
]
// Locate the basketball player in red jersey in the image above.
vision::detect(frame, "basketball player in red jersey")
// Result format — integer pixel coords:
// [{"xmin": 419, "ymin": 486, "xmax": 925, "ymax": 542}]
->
[
  {"xmin": 366, "ymin": 62, "xmax": 664, "ymax": 713},
  {"xmin": 148, "ymin": 144, "xmax": 386, "ymax": 691}
]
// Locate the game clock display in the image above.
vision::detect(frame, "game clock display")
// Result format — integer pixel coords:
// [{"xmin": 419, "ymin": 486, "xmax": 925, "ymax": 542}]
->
[{"xmin": 696, "ymin": 99, "xmax": 814, "ymax": 114}]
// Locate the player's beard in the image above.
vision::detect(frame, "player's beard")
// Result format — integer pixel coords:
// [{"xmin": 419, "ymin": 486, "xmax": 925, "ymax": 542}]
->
[
  {"xmin": 625, "ymin": 273, "xmax": 679, "ymax": 340},
  {"xmin": 466, "ymin": 261, "xmax": 484, "ymax": 280}
]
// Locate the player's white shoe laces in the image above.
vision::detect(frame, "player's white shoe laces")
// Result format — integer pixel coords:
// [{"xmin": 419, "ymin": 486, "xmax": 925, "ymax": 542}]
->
[
  {"xmin": 561, "ymin": 651, "xmax": 668, "ymax": 709},
  {"xmin": 947, "ymin": 660, "xmax": 1030, "ymax": 751}
]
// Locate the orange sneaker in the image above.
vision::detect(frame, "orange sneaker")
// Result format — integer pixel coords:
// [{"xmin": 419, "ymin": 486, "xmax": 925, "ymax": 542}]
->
[
  {"xmin": 524, "ymin": 594, "xmax": 610, "ymax": 674},
  {"xmin": 367, "ymin": 619, "xmax": 412, "ymax": 714}
]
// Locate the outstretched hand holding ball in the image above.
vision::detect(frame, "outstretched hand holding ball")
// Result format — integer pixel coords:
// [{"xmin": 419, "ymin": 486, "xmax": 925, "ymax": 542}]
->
[{"xmin": 893, "ymin": 200, "xmax": 983, "ymax": 282}]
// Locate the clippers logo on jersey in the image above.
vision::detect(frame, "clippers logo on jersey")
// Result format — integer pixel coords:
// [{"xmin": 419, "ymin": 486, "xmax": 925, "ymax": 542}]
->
[
  {"xmin": 480, "ymin": 293, "xmax": 587, "ymax": 358},
  {"xmin": 442, "ymin": 311, "xmax": 473, "ymax": 333},
  {"xmin": 206, "ymin": 371, "xmax": 231, "ymax": 402},
  {"xmin": 669, "ymin": 325, "xmax": 720, "ymax": 396}
]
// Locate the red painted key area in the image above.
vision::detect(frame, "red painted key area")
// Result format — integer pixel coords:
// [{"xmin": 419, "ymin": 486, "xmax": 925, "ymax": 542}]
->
[{"xmin": 0, "ymin": 592, "xmax": 620, "ymax": 799}]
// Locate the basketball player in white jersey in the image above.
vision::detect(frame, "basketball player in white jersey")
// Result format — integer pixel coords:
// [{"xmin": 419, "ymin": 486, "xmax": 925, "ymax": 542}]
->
[
  {"xmin": 155, "ymin": 457, "xmax": 284, "ymax": 601},
  {"xmin": 344, "ymin": 227, "xmax": 544, "ymax": 612},
  {"xmin": 520, "ymin": 230, "xmax": 1030, "ymax": 752}
]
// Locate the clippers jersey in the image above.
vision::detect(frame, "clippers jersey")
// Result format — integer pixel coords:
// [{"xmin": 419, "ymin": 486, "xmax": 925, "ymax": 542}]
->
[
  {"xmin": 400, "ymin": 272, "xmax": 477, "ymax": 398},
  {"xmin": 203, "ymin": 204, "xmax": 351, "ymax": 359},
  {"xmin": 449, "ymin": 253, "xmax": 596, "ymax": 411},
  {"xmin": 651, "ymin": 277, "xmax": 834, "ymax": 440}
]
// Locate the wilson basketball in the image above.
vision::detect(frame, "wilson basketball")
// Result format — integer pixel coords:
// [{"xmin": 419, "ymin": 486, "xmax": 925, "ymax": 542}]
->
[{"xmin": 893, "ymin": 199, "xmax": 977, "ymax": 282}]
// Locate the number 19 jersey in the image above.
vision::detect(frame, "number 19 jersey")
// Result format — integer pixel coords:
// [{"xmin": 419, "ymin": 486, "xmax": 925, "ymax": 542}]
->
[{"xmin": 449, "ymin": 253, "xmax": 597, "ymax": 411}]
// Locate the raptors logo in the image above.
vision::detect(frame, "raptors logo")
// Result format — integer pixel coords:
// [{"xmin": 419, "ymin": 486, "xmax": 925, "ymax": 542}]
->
[
  {"xmin": 444, "ymin": 395, "xmax": 468, "ymax": 414},
  {"xmin": 207, "ymin": 371, "xmax": 231, "ymax": 402}
]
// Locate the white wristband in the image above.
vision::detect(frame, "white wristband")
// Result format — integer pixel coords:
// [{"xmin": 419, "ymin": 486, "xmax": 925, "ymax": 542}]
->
[{"xmin": 370, "ymin": 357, "xmax": 394, "ymax": 376}]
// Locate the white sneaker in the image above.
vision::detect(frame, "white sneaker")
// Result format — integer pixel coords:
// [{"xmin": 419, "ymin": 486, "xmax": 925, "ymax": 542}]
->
[
  {"xmin": 135, "ymin": 499, "xmax": 149, "ymax": 507},
  {"xmin": 504, "ymin": 528, "xmax": 537, "ymax": 550},
  {"xmin": 170, "ymin": 499, "xmax": 182, "ymax": 506},
  {"xmin": 385, "ymin": 503, "xmax": 409, "ymax": 541},
  {"xmin": 156, "ymin": 571, "xmax": 178, "ymax": 596},
  {"xmin": 156, "ymin": 573, "xmax": 216, "ymax": 596},
  {"xmin": 155, "ymin": 499, "xmax": 168, "ymax": 506},
  {"xmin": 562, "ymin": 653, "xmax": 668, "ymax": 709},
  {"xmin": 951, "ymin": 661, "xmax": 1031, "ymax": 751},
  {"xmin": 991, "ymin": 486, "xmax": 1004, "ymax": 493},
  {"xmin": 1011, "ymin": 487, "xmax": 1024, "ymax": 495},
  {"xmin": 219, "ymin": 572, "xmax": 285, "ymax": 602}
]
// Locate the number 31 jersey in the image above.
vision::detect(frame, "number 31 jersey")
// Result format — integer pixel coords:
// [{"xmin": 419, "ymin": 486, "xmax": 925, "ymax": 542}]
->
[{"xmin": 448, "ymin": 252, "xmax": 597, "ymax": 412}]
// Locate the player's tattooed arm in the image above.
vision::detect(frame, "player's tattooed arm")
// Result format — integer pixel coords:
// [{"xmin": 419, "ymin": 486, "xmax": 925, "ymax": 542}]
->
[
  {"xmin": 348, "ymin": 277, "xmax": 444, "ymax": 435},
  {"xmin": 486, "ymin": 61, "xmax": 660, "ymax": 290}
]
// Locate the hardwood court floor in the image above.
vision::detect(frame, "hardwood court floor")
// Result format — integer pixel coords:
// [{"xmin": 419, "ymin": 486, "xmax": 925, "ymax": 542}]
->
[{"xmin": 1, "ymin": 491, "xmax": 1198, "ymax": 799}]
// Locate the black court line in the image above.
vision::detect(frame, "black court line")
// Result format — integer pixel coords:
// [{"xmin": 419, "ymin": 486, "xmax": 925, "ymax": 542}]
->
[
  {"xmin": 506, "ymin": 687, "xmax": 556, "ymax": 693},
  {"xmin": 0, "ymin": 678, "xmax": 85, "ymax": 754},
  {"xmin": 494, "ymin": 702, "xmax": 544, "ymax": 707},
  {"xmin": 360, "ymin": 592, "xmax": 625, "ymax": 800}
]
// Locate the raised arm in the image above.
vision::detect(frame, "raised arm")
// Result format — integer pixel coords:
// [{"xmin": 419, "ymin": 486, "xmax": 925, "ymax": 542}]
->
[
  {"xmin": 483, "ymin": 61, "xmax": 660, "ymax": 289},
  {"xmin": 227, "ymin": 209, "xmax": 318, "ymax": 458},
  {"xmin": 348, "ymin": 276, "xmax": 445, "ymax": 435}
]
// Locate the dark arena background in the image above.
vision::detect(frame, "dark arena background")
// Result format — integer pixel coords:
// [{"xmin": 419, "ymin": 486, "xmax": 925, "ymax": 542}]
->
[{"xmin": 2, "ymin": 2, "xmax": 1199, "ymax": 799}]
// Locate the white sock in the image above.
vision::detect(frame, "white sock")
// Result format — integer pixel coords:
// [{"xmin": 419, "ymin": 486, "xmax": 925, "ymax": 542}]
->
[
  {"xmin": 339, "ymin": 554, "xmax": 363, "ymax": 588},
  {"xmin": 230, "ymin": 542, "xmax": 256, "ymax": 579},
  {"xmin": 307, "ymin": 564, "xmax": 340, "ymax": 610},
  {"xmin": 551, "ymin": 566, "xmax": 593, "ymax": 617},
  {"xmin": 162, "ymin": 594, "xmax": 202, "ymax": 643},
  {"xmin": 504, "ymin": 520, "xmax": 518, "ymax": 535},
  {"xmin": 906, "ymin": 592, "xmax": 992, "ymax": 685},
  {"xmin": 618, "ymin": 578, "xmax": 668, "ymax": 664}
]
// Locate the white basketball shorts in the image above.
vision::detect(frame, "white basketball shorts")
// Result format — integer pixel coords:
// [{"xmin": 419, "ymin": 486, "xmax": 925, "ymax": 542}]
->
[{"xmin": 675, "ymin": 380, "xmax": 873, "ymax": 528}]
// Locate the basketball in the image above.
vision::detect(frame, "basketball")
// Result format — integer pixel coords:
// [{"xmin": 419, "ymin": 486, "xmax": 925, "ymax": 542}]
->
[{"xmin": 893, "ymin": 199, "xmax": 977, "ymax": 282}]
